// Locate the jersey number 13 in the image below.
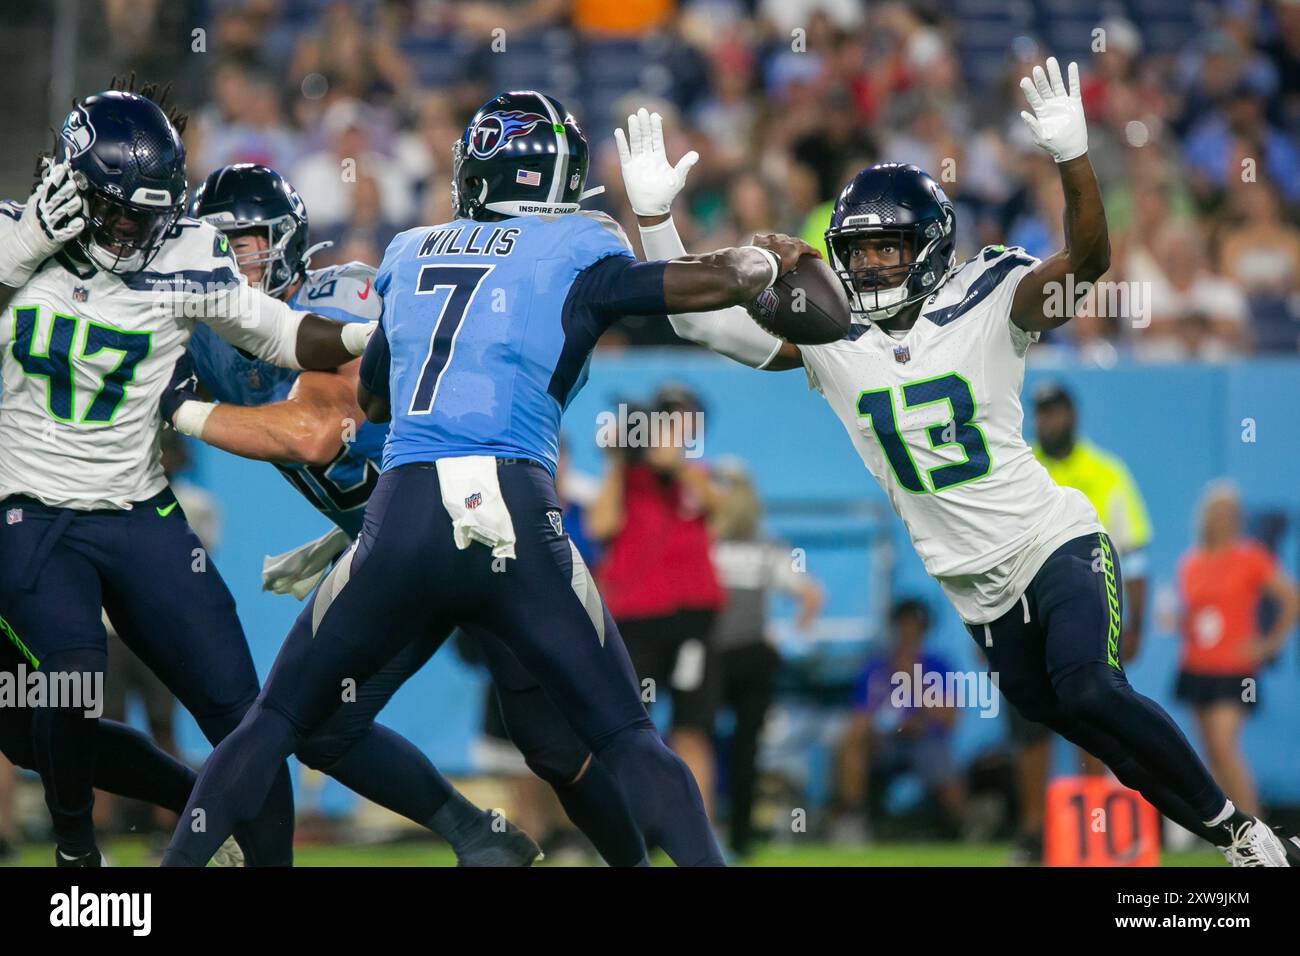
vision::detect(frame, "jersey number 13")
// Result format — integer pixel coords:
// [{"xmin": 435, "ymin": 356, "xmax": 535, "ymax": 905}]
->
[{"xmin": 856, "ymin": 372, "xmax": 991, "ymax": 494}]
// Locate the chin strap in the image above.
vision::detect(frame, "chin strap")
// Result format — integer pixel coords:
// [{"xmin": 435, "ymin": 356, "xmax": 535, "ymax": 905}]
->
[{"xmin": 302, "ymin": 240, "xmax": 334, "ymax": 271}]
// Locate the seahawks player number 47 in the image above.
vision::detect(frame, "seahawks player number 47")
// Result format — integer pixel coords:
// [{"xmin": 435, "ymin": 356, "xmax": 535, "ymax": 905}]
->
[{"xmin": 0, "ymin": 87, "xmax": 375, "ymax": 867}]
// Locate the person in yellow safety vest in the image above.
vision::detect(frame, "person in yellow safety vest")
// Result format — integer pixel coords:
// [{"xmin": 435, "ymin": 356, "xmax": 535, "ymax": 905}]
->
[
  {"xmin": 1031, "ymin": 380, "xmax": 1153, "ymax": 661},
  {"xmin": 1004, "ymin": 380, "xmax": 1154, "ymax": 864}
]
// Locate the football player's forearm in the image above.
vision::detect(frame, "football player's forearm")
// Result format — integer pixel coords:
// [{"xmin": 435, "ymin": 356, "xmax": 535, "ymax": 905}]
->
[
  {"xmin": 640, "ymin": 215, "xmax": 786, "ymax": 368},
  {"xmin": 1011, "ymin": 158, "xmax": 1110, "ymax": 331},
  {"xmin": 199, "ymin": 400, "xmax": 344, "ymax": 466},
  {"xmin": 0, "ymin": 284, "xmax": 16, "ymax": 313},
  {"xmin": 661, "ymin": 246, "xmax": 778, "ymax": 313},
  {"xmin": 295, "ymin": 313, "xmax": 369, "ymax": 370},
  {"xmin": 1058, "ymin": 156, "xmax": 1109, "ymax": 282}
]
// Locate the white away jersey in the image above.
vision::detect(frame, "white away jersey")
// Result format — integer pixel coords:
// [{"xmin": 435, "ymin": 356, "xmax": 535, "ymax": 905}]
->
[
  {"xmin": 800, "ymin": 245, "xmax": 1102, "ymax": 623},
  {"xmin": 0, "ymin": 210, "xmax": 307, "ymax": 509}
]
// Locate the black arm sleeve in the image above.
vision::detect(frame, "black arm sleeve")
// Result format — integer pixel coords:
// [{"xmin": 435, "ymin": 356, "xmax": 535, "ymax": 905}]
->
[
  {"xmin": 573, "ymin": 254, "xmax": 668, "ymax": 322},
  {"xmin": 544, "ymin": 255, "xmax": 667, "ymax": 406},
  {"xmin": 358, "ymin": 317, "xmax": 391, "ymax": 402}
]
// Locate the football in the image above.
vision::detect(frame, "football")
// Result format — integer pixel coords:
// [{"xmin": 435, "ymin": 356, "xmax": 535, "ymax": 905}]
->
[{"xmin": 746, "ymin": 254, "xmax": 852, "ymax": 345}]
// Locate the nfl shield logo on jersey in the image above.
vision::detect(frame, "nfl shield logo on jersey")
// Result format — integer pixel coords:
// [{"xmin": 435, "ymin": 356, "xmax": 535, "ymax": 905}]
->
[
  {"xmin": 893, "ymin": 345, "xmax": 911, "ymax": 364},
  {"xmin": 546, "ymin": 509, "xmax": 564, "ymax": 536},
  {"xmin": 73, "ymin": 286, "xmax": 89, "ymax": 303},
  {"xmin": 465, "ymin": 492, "xmax": 483, "ymax": 510},
  {"xmin": 5, "ymin": 508, "xmax": 21, "ymax": 525}
]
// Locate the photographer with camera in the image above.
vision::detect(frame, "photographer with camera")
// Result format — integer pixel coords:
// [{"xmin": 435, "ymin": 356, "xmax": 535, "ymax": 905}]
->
[{"xmin": 586, "ymin": 385, "xmax": 725, "ymax": 817}]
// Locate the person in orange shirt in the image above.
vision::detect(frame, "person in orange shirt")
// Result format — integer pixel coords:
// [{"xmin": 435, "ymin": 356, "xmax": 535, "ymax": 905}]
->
[
  {"xmin": 457, "ymin": 0, "xmax": 675, "ymax": 37},
  {"xmin": 1176, "ymin": 481, "xmax": 1299, "ymax": 816}
]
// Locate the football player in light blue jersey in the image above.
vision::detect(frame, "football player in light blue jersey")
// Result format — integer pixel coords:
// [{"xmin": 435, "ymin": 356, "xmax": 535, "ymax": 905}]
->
[
  {"xmin": 164, "ymin": 91, "xmax": 815, "ymax": 868},
  {"xmin": 161, "ymin": 163, "xmax": 548, "ymax": 865},
  {"xmin": 169, "ymin": 163, "xmax": 652, "ymax": 866}
]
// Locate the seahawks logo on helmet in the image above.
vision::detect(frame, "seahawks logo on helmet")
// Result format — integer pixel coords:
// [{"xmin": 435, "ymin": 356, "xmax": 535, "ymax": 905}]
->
[
  {"xmin": 467, "ymin": 110, "xmax": 550, "ymax": 160},
  {"xmin": 60, "ymin": 106, "xmax": 96, "ymax": 159}
]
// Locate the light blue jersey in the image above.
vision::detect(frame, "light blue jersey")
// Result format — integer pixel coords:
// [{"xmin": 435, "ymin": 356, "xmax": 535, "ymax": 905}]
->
[
  {"xmin": 363, "ymin": 211, "xmax": 666, "ymax": 475},
  {"xmin": 188, "ymin": 261, "xmax": 386, "ymax": 537}
]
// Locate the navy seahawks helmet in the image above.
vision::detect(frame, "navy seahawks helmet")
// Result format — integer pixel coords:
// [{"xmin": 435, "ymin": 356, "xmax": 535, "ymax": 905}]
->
[
  {"xmin": 825, "ymin": 163, "xmax": 956, "ymax": 320},
  {"xmin": 452, "ymin": 91, "xmax": 598, "ymax": 219},
  {"xmin": 56, "ymin": 90, "xmax": 188, "ymax": 274},
  {"xmin": 190, "ymin": 164, "xmax": 323, "ymax": 298}
]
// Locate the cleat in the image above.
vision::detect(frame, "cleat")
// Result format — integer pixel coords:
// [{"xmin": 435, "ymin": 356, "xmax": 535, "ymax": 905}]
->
[
  {"xmin": 55, "ymin": 847, "xmax": 104, "ymax": 868},
  {"xmin": 455, "ymin": 814, "xmax": 544, "ymax": 867},
  {"xmin": 1219, "ymin": 818, "xmax": 1290, "ymax": 866},
  {"xmin": 1272, "ymin": 828, "xmax": 1300, "ymax": 867}
]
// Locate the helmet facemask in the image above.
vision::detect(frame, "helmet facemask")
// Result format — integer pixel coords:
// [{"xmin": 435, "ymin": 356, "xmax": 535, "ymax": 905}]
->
[
  {"xmin": 212, "ymin": 215, "xmax": 313, "ymax": 298},
  {"xmin": 828, "ymin": 218, "xmax": 953, "ymax": 321},
  {"xmin": 76, "ymin": 186, "xmax": 181, "ymax": 275},
  {"xmin": 56, "ymin": 90, "xmax": 189, "ymax": 276}
]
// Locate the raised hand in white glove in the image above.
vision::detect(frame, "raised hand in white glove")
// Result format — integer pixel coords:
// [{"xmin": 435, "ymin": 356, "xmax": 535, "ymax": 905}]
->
[
  {"xmin": 0, "ymin": 159, "xmax": 87, "ymax": 288},
  {"xmin": 1019, "ymin": 57, "xmax": 1088, "ymax": 164},
  {"xmin": 614, "ymin": 107, "xmax": 698, "ymax": 217}
]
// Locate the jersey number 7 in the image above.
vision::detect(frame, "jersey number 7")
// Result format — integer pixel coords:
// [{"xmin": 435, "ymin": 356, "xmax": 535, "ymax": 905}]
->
[
  {"xmin": 408, "ymin": 264, "xmax": 495, "ymax": 416},
  {"xmin": 856, "ymin": 372, "xmax": 991, "ymax": 494},
  {"xmin": 12, "ymin": 306, "xmax": 151, "ymax": 424}
]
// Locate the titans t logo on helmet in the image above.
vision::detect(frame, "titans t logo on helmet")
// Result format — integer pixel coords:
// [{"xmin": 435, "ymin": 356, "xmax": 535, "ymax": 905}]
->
[{"xmin": 467, "ymin": 110, "xmax": 550, "ymax": 159}]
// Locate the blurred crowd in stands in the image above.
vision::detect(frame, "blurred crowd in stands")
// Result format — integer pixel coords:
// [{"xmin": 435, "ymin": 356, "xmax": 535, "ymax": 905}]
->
[{"xmin": 83, "ymin": 0, "xmax": 1300, "ymax": 359}]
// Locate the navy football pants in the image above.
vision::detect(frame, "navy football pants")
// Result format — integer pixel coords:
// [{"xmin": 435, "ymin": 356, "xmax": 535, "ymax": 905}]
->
[
  {"xmin": 0, "ymin": 488, "xmax": 295, "ymax": 864},
  {"xmin": 164, "ymin": 461, "xmax": 722, "ymax": 866},
  {"xmin": 969, "ymin": 532, "xmax": 1227, "ymax": 832}
]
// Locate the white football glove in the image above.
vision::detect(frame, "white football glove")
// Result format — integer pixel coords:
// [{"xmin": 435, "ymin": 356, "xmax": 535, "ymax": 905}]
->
[
  {"xmin": 1019, "ymin": 57, "xmax": 1088, "ymax": 164},
  {"xmin": 0, "ymin": 159, "xmax": 86, "ymax": 288},
  {"xmin": 614, "ymin": 107, "xmax": 698, "ymax": 217},
  {"xmin": 262, "ymin": 526, "xmax": 351, "ymax": 600}
]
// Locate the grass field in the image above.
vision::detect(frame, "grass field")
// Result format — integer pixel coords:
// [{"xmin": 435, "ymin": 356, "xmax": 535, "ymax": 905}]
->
[{"xmin": 7, "ymin": 837, "xmax": 1225, "ymax": 867}]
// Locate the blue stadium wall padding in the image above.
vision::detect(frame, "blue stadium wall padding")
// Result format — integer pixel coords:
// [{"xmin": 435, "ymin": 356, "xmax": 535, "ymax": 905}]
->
[{"xmin": 178, "ymin": 354, "xmax": 1300, "ymax": 810}]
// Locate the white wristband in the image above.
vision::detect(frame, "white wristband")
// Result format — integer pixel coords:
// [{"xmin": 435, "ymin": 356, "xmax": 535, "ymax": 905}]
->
[
  {"xmin": 745, "ymin": 246, "xmax": 781, "ymax": 289},
  {"xmin": 174, "ymin": 400, "xmax": 217, "ymax": 438},
  {"xmin": 341, "ymin": 320, "xmax": 377, "ymax": 357}
]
